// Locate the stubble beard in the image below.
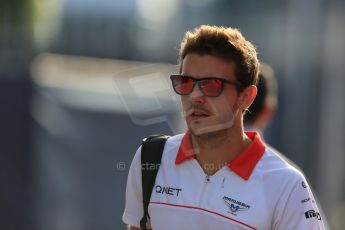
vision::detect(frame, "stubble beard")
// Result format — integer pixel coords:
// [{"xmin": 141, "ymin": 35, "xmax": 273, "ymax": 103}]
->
[
  {"xmin": 182, "ymin": 99, "xmax": 240, "ymax": 142},
  {"xmin": 187, "ymin": 104, "xmax": 237, "ymax": 139}
]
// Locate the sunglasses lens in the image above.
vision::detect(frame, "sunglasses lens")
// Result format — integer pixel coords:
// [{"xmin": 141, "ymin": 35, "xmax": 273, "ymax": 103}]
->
[
  {"xmin": 172, "ymin": 76, "xmax": 194, "ymax": 95},
  {"xmin": 199, "ymin": 79, "xmax": 223, "ymax": 97},
  {"xmin": 171, "ymin": 75, "xmax": 224, "ymax": 97}
]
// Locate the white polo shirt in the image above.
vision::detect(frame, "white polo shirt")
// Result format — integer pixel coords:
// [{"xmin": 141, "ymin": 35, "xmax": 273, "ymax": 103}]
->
[{"xmin": 123, "ymin": 131, "xmax": 326, "ymax": 229}]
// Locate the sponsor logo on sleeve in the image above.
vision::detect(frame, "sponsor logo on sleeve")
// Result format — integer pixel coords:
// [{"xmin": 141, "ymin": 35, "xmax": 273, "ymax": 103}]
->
[
  {"xmin": 304, "ymin": 210, "xmax": 321, "ymax": 220},
  {"xmin": 301, "ymin": 198, "xmax": 311, "ymax": 203},
  {"xmin": 301, "ymin": 197, "xmax": 316, "ymax": 204},
  {"xmin": 301, "ymin": 181, "xmax": 307, "ymax": 188}
]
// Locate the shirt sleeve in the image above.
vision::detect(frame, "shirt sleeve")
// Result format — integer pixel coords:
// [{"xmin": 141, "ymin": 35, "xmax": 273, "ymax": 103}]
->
[
  {"xmin": 122, "ymin": 146, "xmax": 145, "ymax": 228},
  {"xmin": 273, "ymin": 172, "xmax": 328, "ymax": 230}
]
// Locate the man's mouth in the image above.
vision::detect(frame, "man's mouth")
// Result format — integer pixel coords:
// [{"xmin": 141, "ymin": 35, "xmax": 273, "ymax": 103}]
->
[{"xmin": 188, "ymin": 110, "xmax": 210, "ymax": 120}]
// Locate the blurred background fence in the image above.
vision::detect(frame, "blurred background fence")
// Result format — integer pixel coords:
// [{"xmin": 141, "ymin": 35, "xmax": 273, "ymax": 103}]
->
[{"xmin": 1, "ymin": 0, "xmax": 344, "ymax": 229}]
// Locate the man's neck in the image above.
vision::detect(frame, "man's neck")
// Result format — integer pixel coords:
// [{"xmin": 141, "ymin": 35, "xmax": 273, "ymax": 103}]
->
[{"xmin": 191, "ymin": 127, "xmax": 252, "ymax": 176}]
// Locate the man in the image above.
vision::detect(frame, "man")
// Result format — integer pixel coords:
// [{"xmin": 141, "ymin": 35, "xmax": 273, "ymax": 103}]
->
[{"xmin": 123, "ymin": 25, "xmax": 326, "ymax": 229}]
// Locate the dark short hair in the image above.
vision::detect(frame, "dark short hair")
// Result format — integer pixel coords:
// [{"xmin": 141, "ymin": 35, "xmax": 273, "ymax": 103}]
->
[{"xmin": 179, "ymin": 25, "xmax": 259, "ymax": 88}]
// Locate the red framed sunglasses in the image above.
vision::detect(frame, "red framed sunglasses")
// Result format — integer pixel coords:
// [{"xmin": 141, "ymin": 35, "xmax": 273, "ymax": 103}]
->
[{"xmin": 170, "ymin": 75, "xmax": 243, "ymax": 97}]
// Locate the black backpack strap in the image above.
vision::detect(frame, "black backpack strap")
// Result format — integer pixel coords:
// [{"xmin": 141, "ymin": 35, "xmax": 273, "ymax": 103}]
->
[{"xmin": 140, "ymin": 134, "xmax": 170, "ymax": 230}]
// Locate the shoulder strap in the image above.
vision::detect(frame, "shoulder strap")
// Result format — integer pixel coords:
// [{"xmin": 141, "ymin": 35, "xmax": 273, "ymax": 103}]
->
[{"xmin": 140, "ymin": 134, "xmax": 170, "ymax": 230}]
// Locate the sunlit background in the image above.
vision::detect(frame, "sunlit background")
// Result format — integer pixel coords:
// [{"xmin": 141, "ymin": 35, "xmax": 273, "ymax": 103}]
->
[{"xmin": 1, "ymin": 0, "xmax": 344, "ymax": 229}]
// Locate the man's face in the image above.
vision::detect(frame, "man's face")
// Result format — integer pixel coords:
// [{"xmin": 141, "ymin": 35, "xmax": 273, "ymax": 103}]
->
[{"xmin": 180, "ymin": 53, "xmax": 242, "ymax": 136}]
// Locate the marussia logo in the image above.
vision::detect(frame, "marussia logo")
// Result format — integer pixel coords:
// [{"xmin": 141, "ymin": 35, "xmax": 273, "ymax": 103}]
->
[{"xmin": 223, "ymin": 196, "xmax": 250, "ymax": 216}]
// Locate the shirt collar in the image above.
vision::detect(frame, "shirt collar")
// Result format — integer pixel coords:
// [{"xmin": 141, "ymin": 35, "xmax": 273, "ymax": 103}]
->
[{"xmin": 175, "ymin": 131, "xmax": 266, "ymax": 180}]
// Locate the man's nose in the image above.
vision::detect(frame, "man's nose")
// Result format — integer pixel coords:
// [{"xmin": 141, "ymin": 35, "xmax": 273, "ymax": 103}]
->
[{"xmin": 189, "ymin": 84, "xmax": 205, "ymax": 104}]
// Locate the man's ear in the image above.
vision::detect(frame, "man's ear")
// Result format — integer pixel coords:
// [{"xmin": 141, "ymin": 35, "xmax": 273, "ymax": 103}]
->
[{"xmin": 239, "ymin": 85, "xmax": 257, "ymax": 111}]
